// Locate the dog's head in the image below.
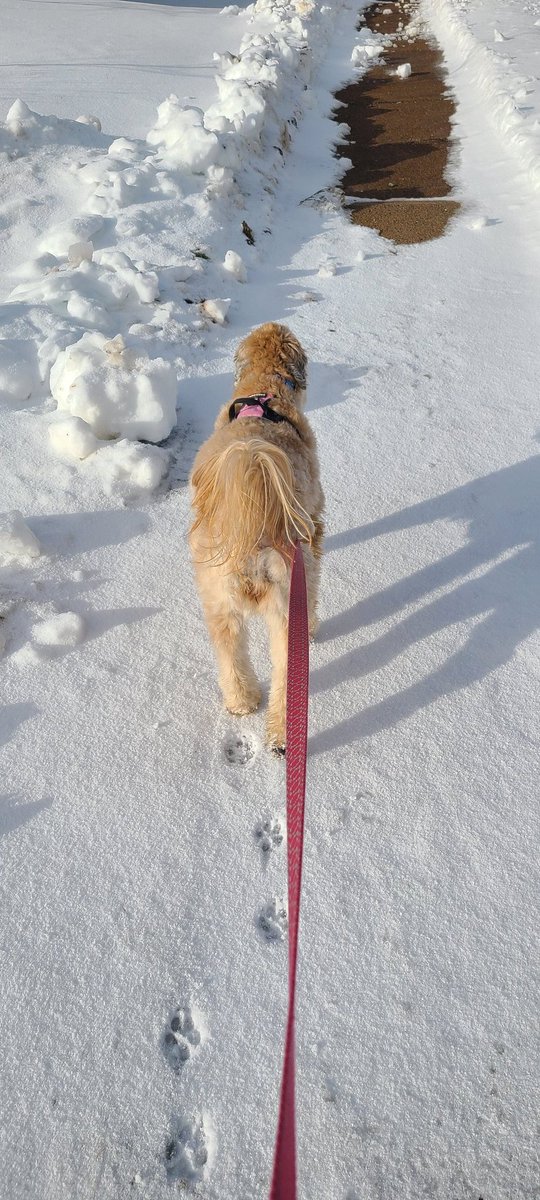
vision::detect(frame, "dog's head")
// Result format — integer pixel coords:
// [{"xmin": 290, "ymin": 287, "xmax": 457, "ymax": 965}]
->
[{"xmin": 234, "ymin": 322, "xmax": 307, "ymax": 408}]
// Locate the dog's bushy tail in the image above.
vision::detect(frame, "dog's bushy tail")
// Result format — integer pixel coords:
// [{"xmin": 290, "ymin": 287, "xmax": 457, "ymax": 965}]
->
[{"xmin": 190, "ymin": 437, "xmax": 313, "ymax": 570}]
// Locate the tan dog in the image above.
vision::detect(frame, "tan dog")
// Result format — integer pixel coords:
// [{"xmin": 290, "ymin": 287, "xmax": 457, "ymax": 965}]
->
[{"xmin": 189, "ymin": 322, "xmax": 324, "ymax": 751}]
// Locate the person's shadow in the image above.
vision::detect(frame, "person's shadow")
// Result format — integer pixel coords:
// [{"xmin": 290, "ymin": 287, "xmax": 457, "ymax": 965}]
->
[{"xmin": 310, "ymin": 454, "xmax": 540, "ymax": 755}]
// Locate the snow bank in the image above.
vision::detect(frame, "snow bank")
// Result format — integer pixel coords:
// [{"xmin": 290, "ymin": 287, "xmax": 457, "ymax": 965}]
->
[
  {"xmin": 420, "ymin": 0, "xmax": 540, "ymax": 194},
  {"xmin": 147, "ymin": 0, "xmax": 335, "ymax": 197},
  {"xmin": 49, "ymin": 333, "xmax": 177, "ymax": 443},
  {"xmin": 0, "ymin": 0, "xmax": 348, "ymax": 495},
  {"xmin": 0, "ymin": 512, "xmax": 41, "ymax": 561},
  {"xmin": 0, "ymin": 99, "xmax": 106, "ymax": 154}
]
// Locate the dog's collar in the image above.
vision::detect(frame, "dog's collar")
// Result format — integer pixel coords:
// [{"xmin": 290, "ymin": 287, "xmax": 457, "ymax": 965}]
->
[{"xmin": 228, "ymin": 394, "xmax": 302, "ymax": 438}]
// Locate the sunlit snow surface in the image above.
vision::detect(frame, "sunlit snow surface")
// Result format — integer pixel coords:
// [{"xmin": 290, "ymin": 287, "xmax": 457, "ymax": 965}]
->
[{"xmin": 1, "ymin": 0, "xmax": 539, "ymax": 1196}]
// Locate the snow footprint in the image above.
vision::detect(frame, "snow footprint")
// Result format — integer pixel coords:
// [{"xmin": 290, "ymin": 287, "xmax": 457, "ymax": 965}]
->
[
  {"xmin": 162, "ymin": 1002, "xmax": 201, "ymax": 1072},
  {"xmin": 223, "ymin": 732, "xmax": 256, "ymax": 766},
  {"xmin": 255, "ymin": 815, "xmax": 283, "ymax": 856},
  {"xmin": 165, "ymin": 1115, "xmax": 210, "ymax": 1184},
  {"xmin": 258, "ymin": 898, "xmax": 288, "ymax": 942}
]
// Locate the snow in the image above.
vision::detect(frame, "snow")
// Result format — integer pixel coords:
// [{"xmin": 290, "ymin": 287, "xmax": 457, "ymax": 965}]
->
[
  {"xmin": 1, "ymin": 0, "xmax": 540, "ymax": 1196},
  {"xmin": 32, "ymin": 611, "xmax": 87, "ymax": 648},
  {"xmin": 49, "ymin": 333, "xmax": 177, "ymax": 443},
  {"xmin": 0, "ymin": 0, "xmax": 250, "ymax": 139},
  {"xmin": 0, "ymin": 512, "xmax": 41, "ymax": 562},
  {"xmin": 223, "ymin": 249, "xmax": 248, "ymax": 282}
]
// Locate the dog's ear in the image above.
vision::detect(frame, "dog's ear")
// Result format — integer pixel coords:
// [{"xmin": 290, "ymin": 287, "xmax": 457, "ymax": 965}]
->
[
  {"xmin": 281, "ymin": 327, "xmax": 307, "ymax": 389},
  {"xmin": 234, "ymin": 336, "xmax": 251, "ymax": 384}
]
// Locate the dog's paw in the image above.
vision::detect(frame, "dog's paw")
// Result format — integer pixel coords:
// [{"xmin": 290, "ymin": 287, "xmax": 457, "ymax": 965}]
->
[
  {"xmin": 266, "ymin": 730, "xmax": 286, "ymax": 756},
  {"xmin": 309, "ymin": 615, "xmax": 320, "ymax": 641},
  {"xmin": 224, "ymin": 683, "xmax": 262, "ymax": 716},
  {"xmin": 266, "ymin": 714, "xmax": 286, "ymax": 755}
]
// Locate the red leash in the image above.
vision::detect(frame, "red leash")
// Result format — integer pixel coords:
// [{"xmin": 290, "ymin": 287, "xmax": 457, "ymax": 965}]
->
[{"xmin": 269, "ymin": 542, "xmax": 309, "ymax": 1200}]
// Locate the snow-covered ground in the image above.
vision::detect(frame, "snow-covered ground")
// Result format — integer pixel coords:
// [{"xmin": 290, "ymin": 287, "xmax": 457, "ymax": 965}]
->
[
  {"xmin": 0, "ymin": 0, "xmax": 249, "ymax": 138},
  {"xmin": 1, "ymin": 0, "xmax": 539, "ymax": 1197}
]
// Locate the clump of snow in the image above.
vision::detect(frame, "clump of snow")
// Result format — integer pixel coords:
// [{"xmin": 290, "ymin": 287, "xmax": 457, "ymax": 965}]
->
[
  {"xmin": 1, "ymin": 101, "xmax": 106, "ymax": 154},
  {"xmin": 222, "ymin": 250, "xmax": 247, "ymax": 282},
  {"xmin": 32, "ymin": 611, "xmax": 86, "ymax": 648},
  {"xmin": 395, "ymin": 63, "xmax": 412, "ymax": 79},
  {"xmin": 49, "ymin": 333, "xmax": 177, "ymax": 442},
  {"xmin": 0, "ymin": 512, "xmax": 41, "ymax": 561},
  {"xmin": 40, "ymin": 215, "xmax": 103, "ymax": 258},
  {"xmin": 94, "ymin": 439, "xmax": 169, "ymax": 498},
  {"xmin": 76, "ymin": 115, "xmax": 102, "ymax": 132},
  {"xmin": 5, "ymin": 99, "xmax": 37, "ymax": 138},
  {"xmin": 351, "ymin": 27, "xmax": 384, "ymax": 65},
  {"xmin": 469, "ymin": 215, "xmax": 488, "ymax": 230},
  {"xmin": 147, "ymin": 100, "xmax": 221, "ymax": 173},
  {"xmin": 48, "ymin": 415, "xmax": 101, "ymax": 460},
  {"xmin": 202, "ymin": 298, "xmax": 230, "ymax": 325},
  {"xmin": 67, "ymin": 241, "xmax": 93, "ymax": 267},
  {"xmin": 94, "ymin": 249, "xmax": 159, "ymax": 304}
]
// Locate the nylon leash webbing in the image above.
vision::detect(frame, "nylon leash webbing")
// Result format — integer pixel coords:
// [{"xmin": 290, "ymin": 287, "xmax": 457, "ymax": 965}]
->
[{"xmin": 269, "ymin": 541, "xmax": 309, "ymax": 1200}]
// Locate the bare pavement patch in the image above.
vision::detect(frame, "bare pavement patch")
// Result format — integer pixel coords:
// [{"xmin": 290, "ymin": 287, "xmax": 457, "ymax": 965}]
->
[{"xmin": 335, "ymin": 0, "xmax": 460, "ymax": 244}]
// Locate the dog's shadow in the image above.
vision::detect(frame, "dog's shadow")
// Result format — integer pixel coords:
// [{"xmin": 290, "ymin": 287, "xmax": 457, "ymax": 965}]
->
[
  {"xmin": 310, "ymin": 454, "xmax": 540, "ymax": 755},
  {"xmin": 308, "ymin": 360, "xmax": 370, "ymax": 411}
]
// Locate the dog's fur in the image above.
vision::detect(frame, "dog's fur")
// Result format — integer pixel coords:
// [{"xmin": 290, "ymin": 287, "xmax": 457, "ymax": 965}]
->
[{"xmin": 189, "ymin": 322, "xmax": 324, "ymax": 750}]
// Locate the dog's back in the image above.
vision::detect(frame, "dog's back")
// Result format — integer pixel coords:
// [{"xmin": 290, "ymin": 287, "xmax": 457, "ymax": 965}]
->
[{"xmin": 188, "ymin": 322, "xmax": 324, "ymax": 750}]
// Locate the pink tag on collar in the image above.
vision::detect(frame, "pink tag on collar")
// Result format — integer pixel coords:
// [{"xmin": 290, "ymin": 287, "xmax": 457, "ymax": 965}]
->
[{"xmin": 236, "ymin": 403, "xmax": 265, "ymax": 419}]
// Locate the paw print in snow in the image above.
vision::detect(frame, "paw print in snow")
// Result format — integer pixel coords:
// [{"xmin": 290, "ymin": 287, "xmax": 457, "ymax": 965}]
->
[
  {"xmin": 165, "ymin": 1115, "xmax": 209, "ymax": 1184},
  {"xmin": 163, "ymin": 1002, "xmax": 201, "ymax": 1072},
  {"xmin": 258, "ymin": 898, "xmax": 288, "ymax": 942},
  {"xmin": 255, "ymin": 815, "xmax": 283, "ymax": 855}
]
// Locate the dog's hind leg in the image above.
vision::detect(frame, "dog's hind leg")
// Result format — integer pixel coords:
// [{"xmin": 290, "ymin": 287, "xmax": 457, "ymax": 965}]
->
[
  {"xmin": 204, "ymin": 602, "xmax": 261, "ymax": 716},
  {"xmin": 305, "ymin": 525, "xmax": 324, "ymax": 640},
  {"xmin": 261, "ymin": 591, "xmax": 289, "ymax": 752}
]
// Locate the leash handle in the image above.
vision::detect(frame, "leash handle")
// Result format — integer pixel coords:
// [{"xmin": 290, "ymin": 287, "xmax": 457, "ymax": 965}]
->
[{"xmin": 269, "ymin": 542, "xmax": 309, "ymax": 1200}]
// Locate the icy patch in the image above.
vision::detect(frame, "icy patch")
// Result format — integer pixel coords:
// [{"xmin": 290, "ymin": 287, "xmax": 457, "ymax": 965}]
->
[
  {"xmin": 0, "ymin": 513, "xmax": 41, "ymax": 562},
  {"xmin": 49, "ymin": 333, "xmax": 177, "ymax": 442},
  {"xmin": 395, "ymin": 63, "xmax": 412, "ymax": 79}
]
